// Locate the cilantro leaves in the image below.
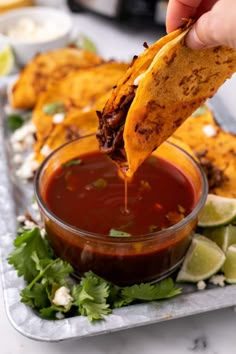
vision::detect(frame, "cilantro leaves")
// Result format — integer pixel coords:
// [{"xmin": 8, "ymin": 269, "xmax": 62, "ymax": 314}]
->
[
  {"xmin": 63, "ymin": 159, "xmax": 82, "ymax": 168},
  {"xmin": 43, "ymin": 102, "xmax": 65, "ymax": 115},
  {"xmin": 8, "ymin": 228, "xmax": 53, "ymax": 282},
  {"xmin": 109, "ymin": 229, "xmax": 131, "ymax": 237},
  {"xmin": 72, "ymin": 273, "xmax": 112, "ymax": 321},
  {"xmin": 8, "ymin": 227, "xmax": 182, "ymax": 322}
]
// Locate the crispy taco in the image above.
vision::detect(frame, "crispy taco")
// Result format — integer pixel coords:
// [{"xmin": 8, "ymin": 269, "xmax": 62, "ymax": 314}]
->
[
  {"xmin": 172, "ymin": 106, "xmax": 236, "ymax": 198},
  {"xmin": 97, "ymin": 25, "xmax": 236, "ymax": 178},
  {"xmin": 34, "ymin": 110, "xmax": 99, "ymax": 164},
  {"xmin": 34, "ymin": 92, "xmax": 111, "ymax": 163},
  {"xmin": 10, "ymin": 48, "xmax": 104, "ymax": 109},
  {"xmin": 32, "ymin": 62, "xmax": 128, "ymax": 152}
]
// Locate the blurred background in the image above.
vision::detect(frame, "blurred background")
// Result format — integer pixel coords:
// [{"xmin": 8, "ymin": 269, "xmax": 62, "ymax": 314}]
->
[
  {"xmin": 0, "ymin": 0, "xmax": 168, "ymax": 75},
  {"xmin": 0, "ymin": 0, "xmax": 168, "ymax": 27}
]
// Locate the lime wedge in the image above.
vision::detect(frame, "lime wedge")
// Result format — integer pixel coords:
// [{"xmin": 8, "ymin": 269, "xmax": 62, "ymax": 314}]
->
[
  {"xmin": 0, "ymin": 45, "xmax": 14, "ymax": 76},
  {"xmin": 198, "ymin": 194, "xmax": 236, "ymax": 228},
  {"xmin": 176, "ymin": 234, "xmax": 225, "ymax": 282},
  {"xmin": 203, "ymin": 225, "xmax": 236, "ymax": 253},
  {"xmin": 222, "ymin": 244, "xmax": 236, "ymax": 283}
]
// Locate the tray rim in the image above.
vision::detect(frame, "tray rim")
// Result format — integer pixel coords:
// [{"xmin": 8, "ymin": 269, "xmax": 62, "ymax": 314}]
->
[{"xmin": 1, "ymin": 89, "xmax": 236, "ymax": 342}]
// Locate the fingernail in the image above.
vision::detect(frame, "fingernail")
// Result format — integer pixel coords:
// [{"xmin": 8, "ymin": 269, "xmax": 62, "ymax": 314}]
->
[{"xmin": 186, "ymin": 28, "xmax": 206, "ymax": 50}]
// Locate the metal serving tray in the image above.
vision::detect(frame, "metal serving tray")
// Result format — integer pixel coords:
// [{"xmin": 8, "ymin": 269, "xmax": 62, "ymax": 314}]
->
[{"xmin": 1, "ymin": 81, "xmax": 236, "ymax": 342}]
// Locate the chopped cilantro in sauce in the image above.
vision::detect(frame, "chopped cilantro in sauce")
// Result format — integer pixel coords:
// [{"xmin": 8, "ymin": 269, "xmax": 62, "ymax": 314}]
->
[
  {"xmin": 63, "ymin": 159, "xmax": 82, "ymax": 168},
  {"xmin": 89, "ymin": 178, "xmax": 108, "ymax": 190},
  {"xmin": 109, "ymin": 229, "xmax": 132, "ymax": 237},
  {"xmin": 149, "ymin": 225, "xmax": 158, "ymax": 233}
]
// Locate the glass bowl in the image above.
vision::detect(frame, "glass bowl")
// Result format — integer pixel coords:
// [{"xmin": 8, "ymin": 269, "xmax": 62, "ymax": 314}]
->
[{"xmin": 34, "ymin": 134, "xmax": 208, "ymax": 285}]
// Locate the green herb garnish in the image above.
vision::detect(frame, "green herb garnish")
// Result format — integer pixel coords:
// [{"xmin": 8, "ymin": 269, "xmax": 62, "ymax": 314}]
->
[
  {"xmin": 43, "ymin": 102, "xmax": 65, "ymax": 115},
  {"xmin": 149, "ymin": 225, "xmax": 158, "ymax": 233},
  {"xmin": 8, "ymin": 226, "xmax": 182, "ymax": 322},
  {"xmin": 63, "ymin": 159, "xmax": 82, "ymax": 168},
  {"xmin": 92, "ymin": 178, "xmax": 108, "ymax": 190},
  {"xmin": 192, "ymin": 105, "xmax": 207, "ymax": 117},
  {"xmin": 109, "ymin": 229, "xmax": 132, "ymax": 237},
  {"xmin": 8, "ymin": 228, "xmax": 53, "ymax": 283},
  {"xmin": 7, "ymin": 114, "xmax": 24, "ymax": 131},
  {"xmin": 7, "ymin": 112, "xmax": 32, "ymax": 131},
  {"xmin": 75, "ymin": 34, "xmax": 98, "ymax": 54}
]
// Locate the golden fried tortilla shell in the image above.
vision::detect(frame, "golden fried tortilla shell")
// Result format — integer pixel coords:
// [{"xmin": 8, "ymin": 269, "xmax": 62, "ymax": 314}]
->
[
  {"xmin": 102, "ymin": 29, "xmax": 182, "ymax": 116},
  {"xmin": 34, "ymin": 90, "xmax": 111, "ymax": 161},
  {"xmin": 97, "ymin": 29, "xmax": 183, "ymax": 157},
  {"xmin": 35, "ymin": 110, "xmax": 99, "ymax": 164},
  {"xmin": 124, "ymin": 31, "xmax": 236, "ymax": 178},
  {"xmin": 33, "ymin": 62, "xmax": 128, "ymax": 149},
  {"xmin": 172, "ymin": 109, "xmax": 236, "ymax": 198},
  {"xmin": 11, "ymin": 48, "xmax": 103, "ymax": 109}
]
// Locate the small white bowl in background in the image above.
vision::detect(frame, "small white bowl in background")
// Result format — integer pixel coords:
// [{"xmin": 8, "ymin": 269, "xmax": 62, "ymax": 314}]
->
[{"xmin": 0, "ymin": 7, "xmax": 73, "ymax": 66}]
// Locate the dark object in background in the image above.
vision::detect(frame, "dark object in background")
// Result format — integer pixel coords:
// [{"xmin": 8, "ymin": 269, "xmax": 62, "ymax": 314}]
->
[{"xmin": 67, "ymin": 0, "xmax": 168, "ymax": 26}]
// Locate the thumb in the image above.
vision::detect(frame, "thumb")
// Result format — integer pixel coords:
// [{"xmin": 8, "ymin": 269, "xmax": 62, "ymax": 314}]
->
[{"xmin": 186, "ymin": 6, "xmax": 236, "ymax": 49}]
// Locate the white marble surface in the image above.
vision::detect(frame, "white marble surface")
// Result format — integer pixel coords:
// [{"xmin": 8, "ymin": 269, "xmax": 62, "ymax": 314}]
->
[{"xmin": 1, "ymin": 5, "xmax": 236, "ymax": 354}]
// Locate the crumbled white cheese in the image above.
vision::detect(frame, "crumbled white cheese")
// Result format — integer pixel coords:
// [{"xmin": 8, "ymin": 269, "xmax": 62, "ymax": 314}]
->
[
  {"xmin": 202, "ymin": 124, "xmax": 217, "ymax": 137},
  {"xmin": 35, "ymin": 213, "xmax": 42, "ymax": 222},
  {"xmin": 55, "ymin": 312, "xmax": 65, "ymax": 320},
  {"xmin": 40, "ymin": 145, "xmax": 52, "ymax": 157},
  {"xmin": 17, "ymin": 215, "xmax": 26, "ymax": 223},
  {"xmin": 24, "ymin": 134, "xmax": 35, "ymax": 147},
  {"xmin": 41, "ymin": 228, "xmax": 46, "ymax": 239},
  {"xmin": 13, "ymin": 154, "xmax": 23, "ymax": 164},
  {"xmin": 24, "ymin": 220, "xmax": 37, "ymax": 229},
  {"xmin": 31, "ymin": 202, "xmax": 41, "ymax": 221},
  {"xmin": 12, "ymin": 141, "xmax": 25, "ymax": 153},
  {"xmin": 209, "ymin": 275, "xmax": 225, "ymax": 287},
  {"xmin": 10, "ymin": 122, "xmax": 36, "ymax": 156},
  {"xmin": 10, "ymin": 122, "xmax": 36, "ymax": 144},
  {"xmin": 52, "ymin": 286, "xmax": 73, "ymax": 307},
  {"xmin": 197, "ymin": 280, "xmax": 207, "ymax": 291},
  {"xmin": 16, "ymin": 153, "xmax": 39, "ymax": 180},
  {"xmin": 133, "ymin": 73, "xmax": 146, "ymax": 86},
  {"xmin": 31, "ymin": 202, "xmax": 39, "ymax": 211},
  {"xmin": 52, "ymin": 113, "xmax": 65, "ymax": 124},
  {"xmin": 4, "ymin": 104, "xmax": 23, "ymax": 116}
]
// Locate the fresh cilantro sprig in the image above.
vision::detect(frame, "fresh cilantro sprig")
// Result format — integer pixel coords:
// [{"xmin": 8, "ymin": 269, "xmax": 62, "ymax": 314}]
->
[
  {"xmin": 8, "ymin": 228, "xmax": 53, "ymax": 282},
  {"xmin": 8, "ymin": 226, "xmax": 182, "ymax": 322},
  {"xmin": 72, "ymin": 272, "xmax": 112, "ymax": 321}
]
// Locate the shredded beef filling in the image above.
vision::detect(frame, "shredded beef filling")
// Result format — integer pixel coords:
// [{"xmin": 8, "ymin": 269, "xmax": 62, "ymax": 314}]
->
[
  {"xmin": 96, "ymin": 91, "xmax": 135, "ymax": 164},
  {"xmin": 195, "ymin": 149, "xmax": 228, "ymax": 191}
]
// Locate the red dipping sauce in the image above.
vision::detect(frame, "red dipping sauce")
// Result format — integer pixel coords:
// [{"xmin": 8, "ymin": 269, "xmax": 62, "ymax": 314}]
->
[
  {"xmin": 45, "ymin": 153, "xmax": 195, "ymax": 236},
  {"xmin": 35, "ymin": 137, "xmax": 207, "ymax": 285}
]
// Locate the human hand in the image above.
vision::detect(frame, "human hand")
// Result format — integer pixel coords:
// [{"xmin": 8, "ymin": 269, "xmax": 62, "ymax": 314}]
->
[{"xmin": 166, "ymin": 0, "xmax": 236, "ymax": 49}]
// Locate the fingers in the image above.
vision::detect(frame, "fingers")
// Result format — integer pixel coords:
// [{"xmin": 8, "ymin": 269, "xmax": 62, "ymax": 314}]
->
[
  {"xmin": 186, "ymin": 0, "xmax": 236, "ymax": 49},
  {"xmin": 166, "ymin": 0, "xmax": 203, "ymax": 33}
]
